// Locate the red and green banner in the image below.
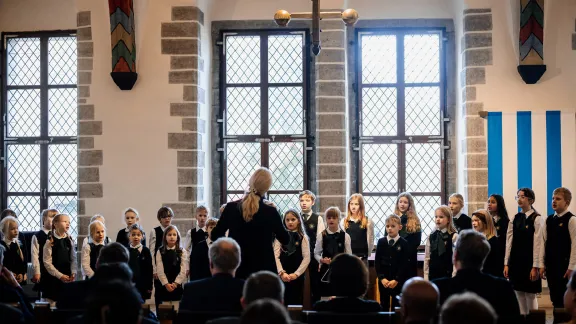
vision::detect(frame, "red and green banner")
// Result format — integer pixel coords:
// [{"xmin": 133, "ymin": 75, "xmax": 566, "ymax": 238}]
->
[
  {"xmin": 518, "ymin": 0, "xmax": 545, "ymax": 84},
  {"xmin": 109, "ymin": 0, "xmax": 137, "ymax": 90}
]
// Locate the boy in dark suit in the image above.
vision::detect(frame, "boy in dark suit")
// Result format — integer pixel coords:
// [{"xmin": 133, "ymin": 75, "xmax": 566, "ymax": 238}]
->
[
  {"xmin": 540, "ymin": 187, "xmax": 576, "ymax": 321},
  {"xmin": 299, "ymin": 190, "xmax": 325, "ymax": 304},
  {"xmin": 375, "ymin": 214, "xmax": 409, "ymax": 311}
]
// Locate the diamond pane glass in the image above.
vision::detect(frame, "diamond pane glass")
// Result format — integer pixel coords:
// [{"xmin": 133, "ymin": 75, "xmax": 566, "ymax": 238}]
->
[
  {"xmin": 362, "ymin": 88, "xmax": 397, "ymax": 136},
  {"xmin": 225, "ymin": 36, "xmax": 260, "ymax": 84},
  {"xmin": 49, "ymin": 144, "xmax": 78, "ymax": 192},
  {"xmin": 269, "ymin": 142, "xmax": 304, "ymax": 191},
  {"xmin": 49, "ymin": 88, "xmax": 78, "ymax": 136},
  {"xmin": 405, "ymin": 87, "xmax": 440, "ymax": 136},
  {"xmin": 268, "ymin": 194, "xmax": 299, "ymax": 216},
  {"xmin": 226, "ymin": 87, "xmax": 261, "ymax": 135},
  {"xmin": 406, "ymin": 143, "xmax": 441, "ymax": 192},
  {"xmin": 364, "ymin": 196, "xmax": 397, "ymax": 244},
  {"xmin": 49, "ymin": 37, "xmax": 77, "ymax": 85},
  {"xmin": 227, "ymin": 194, "xmax": 244, "ymax": 204},
  {"xmin": 414, "ymin": 195, "xmax": 442, "ymax": 244},
  {"xmin": 268, "ymin": 34, "xmax": 303, "ymax": 83},
  {"xmin": 7, "ymin": 89, "xmax": 41, "ymax": 137},
  {"xmin": 7, "ymin": 37, "xmax": 40, "ymax": 86},
  {"xmin": 362, "ymin": 144, "xmax": 398, "ymax": 193},
  {"xmin": 226, "ymin": 143, "xmax": 261, "ymax": 191},
  {"xmin": 7, "ymin": 145, "xmax": 41, "ymax": 192},
  {"xmin": 269, "ymin": 87, "xmax": 303, "ymax": 135},
  {"xmin": 404, "ymin": 34, "xmax": 440, "ymax": 83},
  {"xmin": 361, "ymin": 35, "xmax": 396, "ymax": 84},
  {"xmin": 7, "ymin": 196, "xmax": 41, "ymax": 232},
  {"xmin": 49, "ymin": 196, "xmax": 78, "ymax": 238}
]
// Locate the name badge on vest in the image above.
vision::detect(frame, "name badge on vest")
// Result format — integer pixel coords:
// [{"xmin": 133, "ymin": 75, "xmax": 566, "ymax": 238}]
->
[
  {"xmin": 496, "ymin": 226, "xmax": 500, "ymax": 231},
  {"xmin": 338, "ymin": 243, "xmax": 342, "ymax": 248},
  {"xmin": 309, "ymin": 224, "xmax": 315, "ymax": 229},
  {"xmin": 525, "ymin": 225, "xmax": 529, "ymax": 229},
  {"xmin": 397, "ymin": 246, "xmax": 401, "ymax": 251},
  {"xmin": 295, "ymin": 241, "xmax": 300, "ymax": 246},
  {"xmin": 560, "ymin": 223, "xmax": 564, "ymax": 227}
]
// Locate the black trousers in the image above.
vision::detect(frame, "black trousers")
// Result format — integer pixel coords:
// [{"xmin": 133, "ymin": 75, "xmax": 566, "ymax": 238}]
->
[
  {"xmin": 308, "ymin": 259, "xmax": 321, "ymax": 304},
  {"xmin": 547, "ymin": 269, "xmax": 569, "ymax": 308},
  {"xmin": 378, "ymin": 282, "xmax": 400, "ymax": 312}
]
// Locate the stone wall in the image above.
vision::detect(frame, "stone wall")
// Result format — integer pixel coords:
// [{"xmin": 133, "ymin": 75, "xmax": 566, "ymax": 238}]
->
[
  {"xmin": 460, "ymin": 9, "xmax": 493, "ymax": 213},
  {"xmin": 162, "ymin": 6, "xmax": 206, "ymax": 234},
  {"xmin": 77, "ymin": 11, "xmax": 104, "ymax": 239}
]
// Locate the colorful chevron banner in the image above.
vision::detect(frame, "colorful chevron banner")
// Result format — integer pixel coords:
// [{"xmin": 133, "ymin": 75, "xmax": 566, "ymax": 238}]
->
[
  {"xmin": 109, "ymin": 0, "xmax": 138, "ymax": 90},
  {"xmin": 517, "ymin": 0, "xmax": 545, "ymax": 84}
]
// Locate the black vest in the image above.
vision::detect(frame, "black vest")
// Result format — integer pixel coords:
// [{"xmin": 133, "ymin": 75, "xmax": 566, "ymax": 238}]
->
[
  {"xmin": 545, "ymin": 212, "xmax": 574, "ymax": 271},
  {"xmin": 190, "ymin": 228, "xmax": 208, "ymax": 249},
  {"xmin": 52, "ymin": 236, "xmax": 73, "ymax": 276},
  {"xmin": 161, "ymin": 249, "xmax": 182, "ymax": 282},
  {"xmin": 346, "ymin": 220, "xmax": 368, "ymax": 257},
  {"xmin": 154, "ymin": 226, "xmax": 164, "ymax": 253},
  {"xmin": 510, "ymin": 211, "xmax": 539, "ymax": 268},
  {"xmin": 129, "ymin": 247, "xmax": 143, "ymax": 283},
  {"xmin": 0, "ymin": 240, "xmax": 26, "ymax": 275},
  {"xmin": 303, "ymin": 213, "xmax": 319, "ymax": 253},
  {"xmin": 36, "ymin": 230, "xmax": 49, "ymax": 276},
  {"xmin": 280, "ymin": 231, "xmax": 304, "ymax": 273},
  {"xmin": 454, "ymin": 214, "xmax": 472, "ymax": 232},
  {"xmin": 428, "ymin": 230, "xmax": 455, "ymax": 280},
  {"xmin": 322, "ymin": 231, "xmax": 346, "ymax": 259},
  {"xmin": 88, "ymin": 243, "xmax": 104, "ymax": 274}
]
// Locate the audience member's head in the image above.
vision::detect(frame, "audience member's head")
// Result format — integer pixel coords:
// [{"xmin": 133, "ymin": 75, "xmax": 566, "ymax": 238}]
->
[
  {"xmin": 565, "ymin": 271, "xmax": 576, "ymax": 319},
  {"xmin": 440, "ymin": 292, "xmax": 497, "ymax": 324},
  {"xmin": 0, "ymin": 209, "xmax": 17, "ymax": 220},
  {"xmin": 329, "ymin": 254, "xmax": 368, "ymax": 298},
  {"xmin": 242, "ymin": 271, "xmax": 284, "ymax": 308},
  {"xmin": 240, "ymin": 298, "xmax": 290, "ymax": 324},
  {"xmin": 453, "ymin": 229, "xmax": 490, "ymax": 271},
  {"xmin": 209, "ymin": 237, "xmax": 241, "ymax": 275},
  {"xmin": 96, "ymin": 242, "xmax": 129, "ymax": 268},
  {"xmin": 400, "ymin": 277, "xmax": 439, "ymax": 324},
  {"xmin": 0, "ymin": 244, "xmax": 4, "ymax": 267},
  {"xmin": 92, "ymin": 262, "xmax": 133, "ymax": 283},
  {"xmin": 85, "ymin": 280, "xmax": 142, "ymax": 324}
]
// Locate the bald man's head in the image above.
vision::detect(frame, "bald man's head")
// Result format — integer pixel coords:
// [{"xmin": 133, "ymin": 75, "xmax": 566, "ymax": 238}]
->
[
  {"xmin": 209, "ymin": 237, "xmax": 241, "ymax": 274},
  {"xmin": 401, "ymin": 277, "xmax": 439, "ymax": 323}
]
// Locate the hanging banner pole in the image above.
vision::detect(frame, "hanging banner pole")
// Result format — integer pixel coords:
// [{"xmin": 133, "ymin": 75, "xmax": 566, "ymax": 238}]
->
[
  {"xmin": 109, "ymin": 0, "xmax": 138, "ymax": 90},
  {"xmin": 517, "ymin": 0, "xmax": 545, "ymax": 84}
]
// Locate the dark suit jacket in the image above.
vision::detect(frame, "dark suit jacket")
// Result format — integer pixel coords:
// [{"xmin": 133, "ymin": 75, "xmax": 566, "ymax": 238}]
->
[
  {"xmin": 433, "ymin": 269, "xmax": 521, "ymax": 323},
  {"xmin": 180, "ymin": 273, "xmax": 245, "ymax": 313},
  {"xmin": 56, "ymin": 280, "xmax": 91, "ymax": 309},
  {"xmin": 313, "ymin": 297, "xmax": 382, "ymax": 313},
  {"xmin": 211, "ymin": 199, "xmax": 290, "ymax": 279},
  {"xmin": 0, "ymin": 283, "xmax": 33, "ymax": 323}
]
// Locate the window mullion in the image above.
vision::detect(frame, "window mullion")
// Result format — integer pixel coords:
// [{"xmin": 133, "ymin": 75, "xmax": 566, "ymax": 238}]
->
[
  {"xmin": 40, "ymin": 36, "xmax": 49, "ymax": 208},
  {"xmin": 261, "ymin": 33, "xmax": 269, "ymax": 138}
]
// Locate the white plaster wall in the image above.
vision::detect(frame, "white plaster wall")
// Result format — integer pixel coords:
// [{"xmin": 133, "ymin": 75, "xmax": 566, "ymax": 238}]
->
[{"xmin": 0, "ymin": 0, "xmax": 76, "ymax": 32}]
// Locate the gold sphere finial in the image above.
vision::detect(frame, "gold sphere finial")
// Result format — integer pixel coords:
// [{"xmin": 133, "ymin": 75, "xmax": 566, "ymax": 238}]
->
[
  {"xmin": 274, "ymin": 9, "xmax": 291, "ymax": 27},
  {"xmin": 341, "ymin": 8, "xmax": 359, "ymax": 26}
]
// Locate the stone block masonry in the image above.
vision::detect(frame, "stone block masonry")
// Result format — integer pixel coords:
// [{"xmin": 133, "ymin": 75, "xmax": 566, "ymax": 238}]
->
[
  {"xmin": 461, "ymin": 9, "xmax": 492, "ymax": 214},
  {"xmin": 77, "ymin": 11, "xmax": 105, "ymax": 239},
  {"xmin": 162, "ymin": 6, "xmax": 207, "ymax": 223}
]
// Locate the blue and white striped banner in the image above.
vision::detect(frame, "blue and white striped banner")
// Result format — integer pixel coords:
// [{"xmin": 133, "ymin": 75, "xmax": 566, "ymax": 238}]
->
[{"xmin": 486, "ymin": 111, "xmax": 575, "ymax": 217}]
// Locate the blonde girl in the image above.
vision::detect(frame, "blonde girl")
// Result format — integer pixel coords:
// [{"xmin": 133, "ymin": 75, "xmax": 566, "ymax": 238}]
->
[
  {"xmin": 448, "ymin": 193, "xmax": 472, "ymax": 232},
  {"xmin": 42, "ymin": 214, "xmax": 76, "ymax": 303},
  {"xmin": 83, "ymin": 214, "xmax": 110, "ymax": 247},
  {"xmin": 471, "ymin": 209, "xmax": 503, "ymax": 278},
  {"xmin": 394, "ymin": 192, "xmax": 422, "ymax": 278},
  {"xmin": 424, "ymin": 205, "xmax": 458, "ymax": 281},
  {"xmin": 0, "ymin": 216, "xmax": 27, "ymax": 284},
  {"xmin": 274, "ymin": 208, "xmax": 310, "ymax": 305},
  {"xmin": 81, "ymin": 220, "xmax": 107, "ymax": 279},
  {"xmin": 342, "ymin": 194, "xmax": 375, "ymax": 259},
  {"xmin": 31, "ymin": 209, "xmax": 59, "ymax": 285}
]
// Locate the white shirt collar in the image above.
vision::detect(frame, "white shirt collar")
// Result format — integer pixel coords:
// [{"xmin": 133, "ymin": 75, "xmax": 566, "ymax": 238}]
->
[
  {"xmin": 124, "ymin": 226, "xmax": 131, "ymax": 232},
  {"xmin": 92, "ymin": 240, "xmax": 105, "ymax": 246},
  {"xmin": 453, "ymin": 212, "xmax": 462, "ymax": 220},
  {"xmin": 3, "ymin": 237, "xmax": 17, "ymax": 246},
  {"xmin": 42, "ymin": 228, "xmax": 50, "ymax": 234},
  {"xmin": 53, "ymin": 231, "xmax": 67, "ymax": 239},
  {"xmin": 555, "ymin": 210, "xmax": 570, "ymax": 217},
  {"xmin": 524, "ymin": 209, "xmax": 534, "ymax": 217},
  {"xmin": 130, "ymin": 243, "xmax": 142, "ymax": 250},
  {"xmin": 166, "ymin": 245, "xmax": 177, "ymax": 250},
  {"xmin": 196, "ymin": 225, "xmax": 206, "ymax": 232},
  {"xmin": 439, "ymin": 227, "xmax": 448, "ymax": 233},
  {"xmin": 387, "ymin": 235, "xmax": 399, "ymax": 245},
  {"xmin": 326, "ymin": 227, "xmax": 342, "ymax": 234}
]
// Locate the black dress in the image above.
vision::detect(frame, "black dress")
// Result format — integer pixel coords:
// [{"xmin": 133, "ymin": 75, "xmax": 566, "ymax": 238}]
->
[
  {"xmin": 128, "ymin": 246, "xmax": 153, "ymax": 300},
  {"xmin": 0, "ymin": 240, "xmax": 27, "ymax": 284},
  {"xmin": 279, "ymin": 231, "xmax": 306, "ymax": 305},
  {"xmin": 508, "ymin": 212, "xmax": 541, "ymax": 293},
  {"xmin": 189, "ymin": 240, "xmax": 211, "ymax": 281},
  {"xmin": 493, "ymin": 215, "xmax": 508, "ymax": 270},
  {"xmin": 211, "ymin": 198, "xmax": 290, "ymax": 279},
  {"xmin": 43, "ymin": 237, "xmax": 73, "ymax": 300},
  {"xmin": 483, "ymin": 236, "xmax": 504, "ymax": 278},
  {"xmin": 399, "ymin": 215, "xmax": 422, "ymax": 279},
  {"xmin": 428, "ymin": 231, "xmax": 455, "ymax": 281},
  {"xmin": 156, "ymin": 249, "xmax": 184, "ymax": 302}
]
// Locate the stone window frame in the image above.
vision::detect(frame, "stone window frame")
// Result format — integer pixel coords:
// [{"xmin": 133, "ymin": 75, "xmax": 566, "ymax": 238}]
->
[
  {"xmin": 0, "ymin": 30, "xmax": 80, "ymax": 234},
  {"xmin": 346, "ymin": 19, "xmax": 458, "ymax": 213},
  {"xmin": 210, "ymin": 21, "xmax": 316, "ymax": 214}
]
